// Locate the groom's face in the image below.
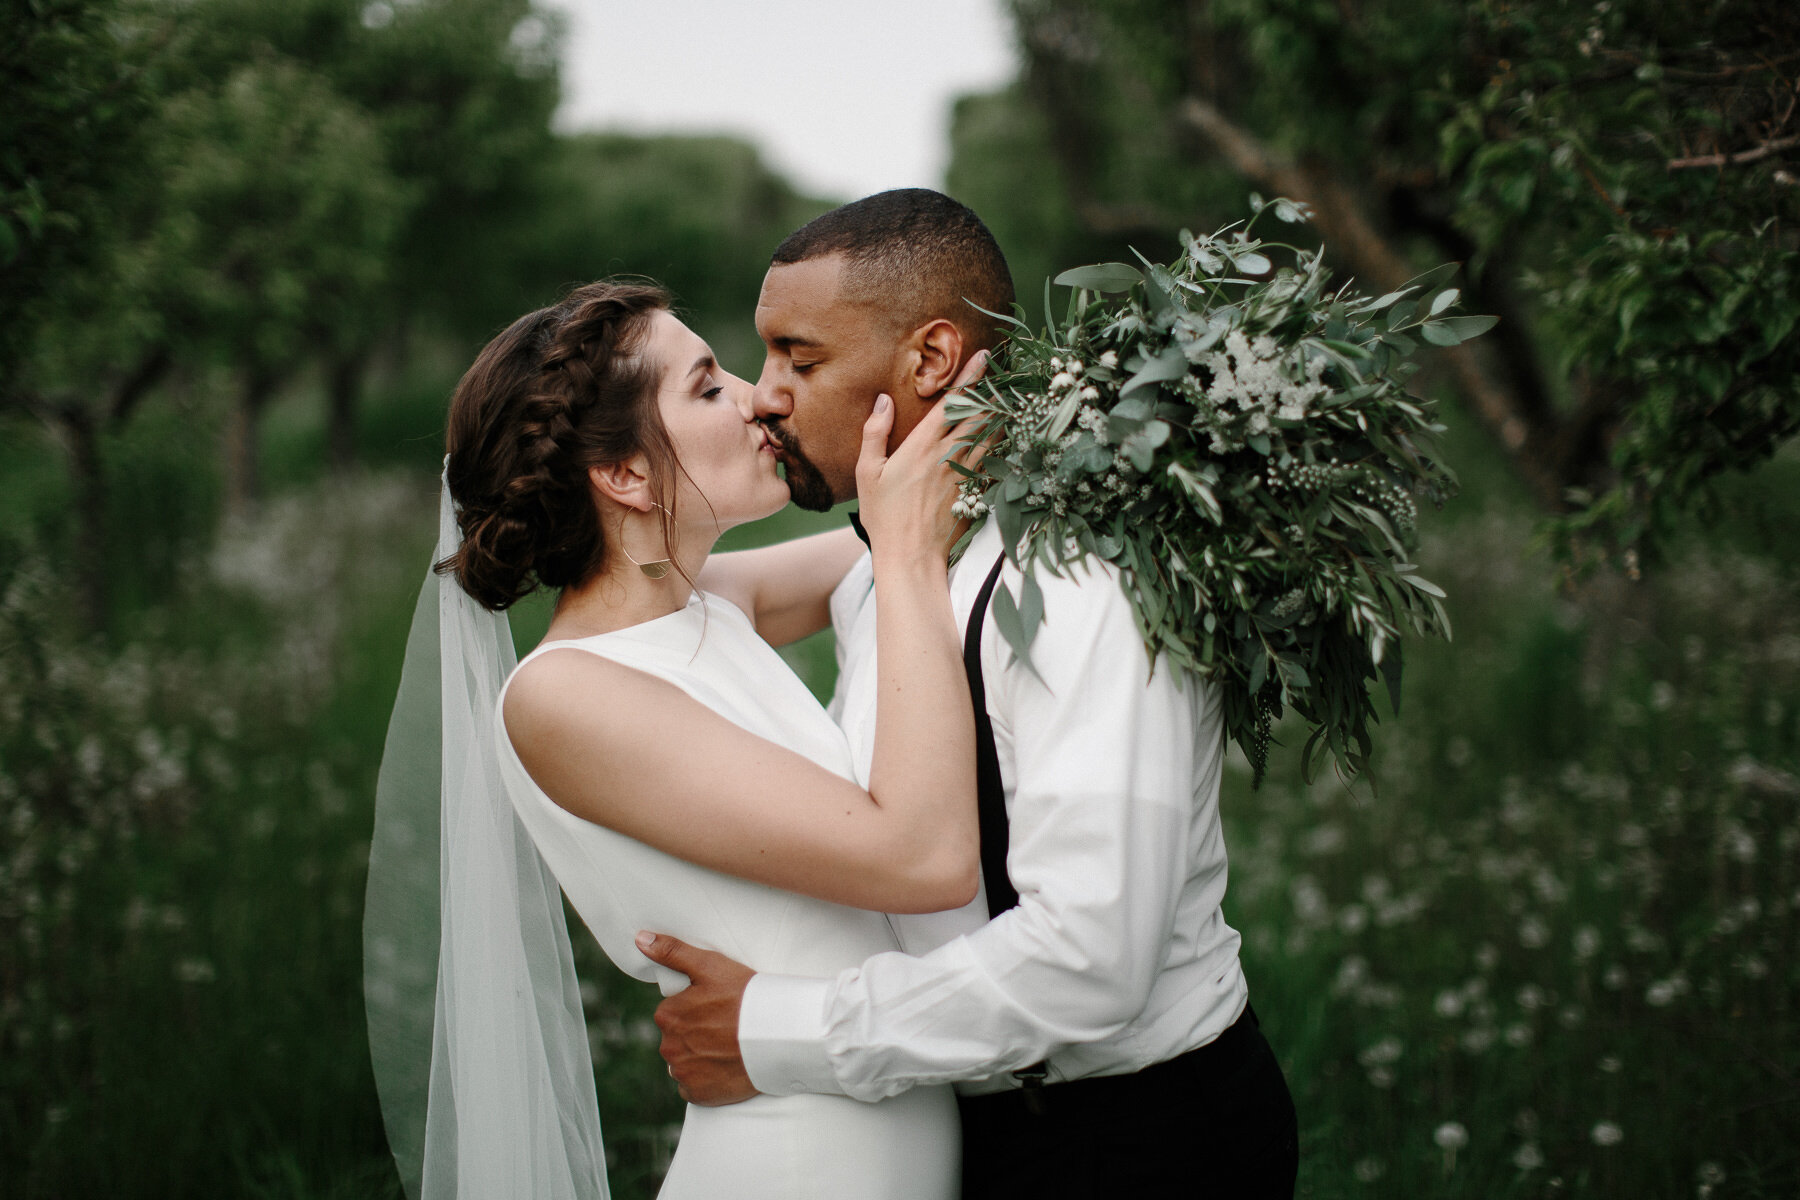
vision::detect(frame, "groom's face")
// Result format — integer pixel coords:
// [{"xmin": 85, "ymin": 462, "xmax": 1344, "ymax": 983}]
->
[{"xmin": 752, "ymin": 254, "xmax": 904, "ymax": 511}]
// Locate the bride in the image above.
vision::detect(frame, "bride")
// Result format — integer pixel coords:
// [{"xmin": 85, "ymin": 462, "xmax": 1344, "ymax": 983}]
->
[{"xmin": 364, "ymin": 278, "xmax": 984, "ymax": 1199}]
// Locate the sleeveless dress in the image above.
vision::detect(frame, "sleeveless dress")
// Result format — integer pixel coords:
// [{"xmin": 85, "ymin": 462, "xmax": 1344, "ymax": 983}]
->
[{"xmin": 494, "ymin": 591, "xmax": 960, "ymax": 1200}]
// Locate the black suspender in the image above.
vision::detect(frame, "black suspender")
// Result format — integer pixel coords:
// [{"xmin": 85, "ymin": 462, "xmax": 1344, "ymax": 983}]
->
[
  {"xmin": 964, "ymin": 554, "xmax": 1017, "ymax": 919},
  {"xmin": 856, "ymin": 508, "xmax": 1020, "ymax": 922},
  {"xmin": 965, "ymin": 552, "xmax": 1054, "ymax": 1096}
]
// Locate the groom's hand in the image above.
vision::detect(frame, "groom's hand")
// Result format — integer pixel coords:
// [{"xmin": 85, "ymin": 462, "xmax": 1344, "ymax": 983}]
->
[{"xmin": 639, "ymin": 932, "xmax": 760, "ymax": 1106}]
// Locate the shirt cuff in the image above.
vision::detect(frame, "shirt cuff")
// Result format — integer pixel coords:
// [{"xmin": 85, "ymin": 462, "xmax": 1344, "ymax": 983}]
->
[{"xmin": 738, "ymin": 973, "xmax": 843, "ymax": 1097}]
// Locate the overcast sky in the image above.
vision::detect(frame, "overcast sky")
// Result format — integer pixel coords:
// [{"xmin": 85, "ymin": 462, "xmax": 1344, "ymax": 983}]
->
[{"xmin": 539, "ymin": 0, "xmax": 1020, "ymax": 201}]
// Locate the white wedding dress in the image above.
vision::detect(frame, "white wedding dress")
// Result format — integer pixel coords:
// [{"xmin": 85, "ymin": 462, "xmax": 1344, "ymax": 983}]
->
[{"xmin": 494, "ymin": 590, "xmax": 960, "ymax": 1200}]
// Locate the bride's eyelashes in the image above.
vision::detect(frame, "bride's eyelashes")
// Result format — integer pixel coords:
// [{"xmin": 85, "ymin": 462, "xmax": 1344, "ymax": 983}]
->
[{"xmin": 701, "ymin": 384, "xmax": 724, "ymax": 400}]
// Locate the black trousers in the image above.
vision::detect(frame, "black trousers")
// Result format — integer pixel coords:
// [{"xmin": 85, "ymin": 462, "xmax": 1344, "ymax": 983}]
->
[{"xmin": 956, "ymin": 1006, "xmax": 1298, "ymax": 1199}]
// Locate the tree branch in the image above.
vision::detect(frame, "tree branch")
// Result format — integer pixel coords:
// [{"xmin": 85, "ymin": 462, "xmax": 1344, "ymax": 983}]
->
[
  {"xmin": 106, "ymin": 345, "xmax": 173, "ymax": 426},
  {"xmin": 1668, "ymin": 134, "xmax": 1800, "ymax": 171},
  {"xmin": 1176, "ymin": 94, "xmax": 1573, "ymax": 507}
]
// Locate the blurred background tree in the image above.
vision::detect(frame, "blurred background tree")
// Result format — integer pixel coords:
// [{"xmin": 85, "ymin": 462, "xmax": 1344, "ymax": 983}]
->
[{"xmin": 951, "ymin": 0, "xmax": 1800, "ymax": 568}]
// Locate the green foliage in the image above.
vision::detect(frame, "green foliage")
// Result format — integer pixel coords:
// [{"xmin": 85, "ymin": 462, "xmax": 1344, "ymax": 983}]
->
[
  {"xmin": 145, "ymin": 57, "xmax": 406, "ymax": 370},
  {"xmin": 947, "ymin": 203, "xmax": 1477, "ymax": 782},
  {"xmin": 509, "ymin": 132, "xmax": 830, "ymax": 367},
  {"xmin": 0, "ymin": 0, "xmax": 165, "ymax": 376},
  {"xmin": 1230, "ymin": 512, "xmax": 1800, "ymax": 1197},
  {"xmin": 163, "ymin": 0, "xmax": 563, "ymax": 342},
  {"xmin": 965, "ymin": 0, "xmax": 1800, "ymax": 572}
]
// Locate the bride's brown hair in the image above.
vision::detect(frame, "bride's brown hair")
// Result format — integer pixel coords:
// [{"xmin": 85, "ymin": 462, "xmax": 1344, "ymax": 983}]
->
[{"xmin": 438, "ymin": 279, "xmax": 679, "ymax": 611}]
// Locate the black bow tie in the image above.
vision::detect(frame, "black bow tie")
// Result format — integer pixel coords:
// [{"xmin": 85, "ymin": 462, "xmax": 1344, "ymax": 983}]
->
[{"xmin": 848, "ymin": 509, "xmax": 871, "ymax": 549}]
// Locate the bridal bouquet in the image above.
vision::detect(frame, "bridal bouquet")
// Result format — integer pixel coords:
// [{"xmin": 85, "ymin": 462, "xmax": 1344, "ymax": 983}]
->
[{"xmin": 945, "ymin": 197, "xmax": 1491, "ymax": 785}]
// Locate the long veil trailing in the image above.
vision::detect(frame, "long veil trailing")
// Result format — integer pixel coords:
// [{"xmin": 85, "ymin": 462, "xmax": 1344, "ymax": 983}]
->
[{"xmin": 363, "ymin": 469, "xmax": 608, "ymax": 1199}]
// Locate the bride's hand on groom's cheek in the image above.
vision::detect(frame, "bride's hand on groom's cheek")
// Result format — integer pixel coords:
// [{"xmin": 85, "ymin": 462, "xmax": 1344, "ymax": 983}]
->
[
  {"xmin": 639, "ymin": 932, "xmax": 760, "ymax": 1106},
  {"xmin": 858, "ymin": 350, "xmax": 989, "ymax": 564}
]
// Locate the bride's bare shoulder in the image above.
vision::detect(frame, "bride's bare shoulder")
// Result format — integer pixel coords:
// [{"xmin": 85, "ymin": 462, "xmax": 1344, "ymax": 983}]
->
[{"xmin": 502, "ymin": 646, "xmax": 671, "ymax": 746}]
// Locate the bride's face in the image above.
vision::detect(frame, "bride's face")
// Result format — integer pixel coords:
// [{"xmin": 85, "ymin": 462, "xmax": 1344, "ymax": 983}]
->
[{"xmin": 646, "ymin": 310, "xmax": 789, "ymax": 530}]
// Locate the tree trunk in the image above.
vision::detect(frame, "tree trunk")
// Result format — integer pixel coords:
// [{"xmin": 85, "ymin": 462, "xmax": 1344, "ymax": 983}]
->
[
  {"xmin": 224, "ymin": 369, "xmax": 277, "ymax": 519},
  {"xmin": 63, "ymin": 410, "xmax": 109, "ymax": 634},
  {"xmin": 327, "ymin": 351, "xmax": 366, "ymax": 474}
]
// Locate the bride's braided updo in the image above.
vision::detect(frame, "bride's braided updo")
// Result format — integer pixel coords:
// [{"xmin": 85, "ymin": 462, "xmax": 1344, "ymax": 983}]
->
[{"xmin": 439, "ymin": 279, "xmax": 678, "ymax": 611}]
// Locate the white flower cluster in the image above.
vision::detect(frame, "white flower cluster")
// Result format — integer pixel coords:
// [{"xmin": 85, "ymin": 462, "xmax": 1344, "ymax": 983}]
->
[
  {"xmin": 962, "ymin": 346, "xmax": 1154, "ymax": 523},
  {"xmin": 1196, "ymin": 330, "xmax": 1329, "ymax": 449}
]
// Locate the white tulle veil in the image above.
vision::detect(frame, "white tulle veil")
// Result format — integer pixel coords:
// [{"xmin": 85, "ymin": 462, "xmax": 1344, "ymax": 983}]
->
[{"xmin": 363, "ymin": 467, "xmax": 609, "ymax": 1199}]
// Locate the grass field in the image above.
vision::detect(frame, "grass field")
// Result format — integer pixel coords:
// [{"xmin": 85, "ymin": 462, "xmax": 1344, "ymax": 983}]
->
[{"xmin": 2, "ymin": 372, "xmax": 1795, "ymax": 1197}]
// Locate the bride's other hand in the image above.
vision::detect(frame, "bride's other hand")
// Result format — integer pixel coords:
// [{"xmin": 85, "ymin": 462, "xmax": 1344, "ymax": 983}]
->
[{"xmin": 856, "ymin": 350, "xmax": 989, "ymax": 565}]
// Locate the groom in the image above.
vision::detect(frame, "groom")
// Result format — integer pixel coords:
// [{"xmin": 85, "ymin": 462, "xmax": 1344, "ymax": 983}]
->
[{"xmin": 639, "ymin": 188, "xmax": 1298, "ymax": 1197}]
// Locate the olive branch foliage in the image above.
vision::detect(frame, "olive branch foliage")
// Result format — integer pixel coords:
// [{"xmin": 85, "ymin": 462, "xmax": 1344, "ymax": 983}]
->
[{"xmin": 945, "ymin": 197, "xmax": 1492, "ymax": 785}]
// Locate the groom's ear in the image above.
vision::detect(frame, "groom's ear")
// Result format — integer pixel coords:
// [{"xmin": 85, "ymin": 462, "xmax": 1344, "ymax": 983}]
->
[
  {"xmin": 588, "ymin": 456, "xmax": 658, "ymax": 512},
  {"xmin": 905, "ymin": 318, "xmax": 967, "ymax": 403}
]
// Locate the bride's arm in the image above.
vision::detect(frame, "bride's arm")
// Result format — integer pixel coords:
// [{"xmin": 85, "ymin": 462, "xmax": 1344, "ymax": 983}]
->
[
  {"xmin": 504, "ymin": 399, "xmax": 979, "ymax": 915},
  {"xmin": 698, "ymin": 526, "xmax": 864, "ymax": 647}
]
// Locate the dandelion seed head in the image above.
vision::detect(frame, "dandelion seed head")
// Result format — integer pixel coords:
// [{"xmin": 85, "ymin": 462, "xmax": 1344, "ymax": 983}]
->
[{"xmin": 1434, "ymin": 1122, "xmax": 1469, "ymax": 1151}]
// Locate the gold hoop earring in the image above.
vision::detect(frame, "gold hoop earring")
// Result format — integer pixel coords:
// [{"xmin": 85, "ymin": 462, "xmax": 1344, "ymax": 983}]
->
[
  {"xmin": 622, "ymin": 503, "xmax": 672, "ymax": 579},
  {"xmin": 621, "ymin": 543, "xmax": 671, "ymax": 580}
]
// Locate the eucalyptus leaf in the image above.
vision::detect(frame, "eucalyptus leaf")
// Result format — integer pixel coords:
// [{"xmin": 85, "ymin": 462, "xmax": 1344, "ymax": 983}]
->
[
  {"xmin": 1053, "ymin": 262, "xmax": 1145, "ymax": 293},
  {"xmin": 1121, "ymin": 420, "xmax": 1170, "ymax": 472},
  {"xmin": 1420, "ymin": 321, "xmax": 1461, "ymax": 346},
  {"xmin": 1131, "ymin": 247, "xmax": 1178, "ymax": 315},
  {"xmin": 1440, "ymin": 314, "xmax": 1499, "ymax": 341},
  {"xmin": 1017, "ymin": 569, "xmax": 1045, "ymax": 638},
  {"xmin": 1119, "ymin": 343, "xmax": 1188, "ymax": 397},
  {"xmin": 989, "ymin": 583, "xmax": 1040, "ymax": 675},
  {"xmin": 1380, "ymin": 638, "xmax": 1404, "ymax": 716},
  {"xmin": 1400, "ymin": 262, "xmax": 1460, "ymax": 295}
]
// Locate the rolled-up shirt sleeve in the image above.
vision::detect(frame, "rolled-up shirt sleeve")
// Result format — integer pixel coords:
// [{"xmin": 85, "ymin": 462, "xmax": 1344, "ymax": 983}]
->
[{"xmin": 740, "ymin": 558, "xmax": 1202, "ymax": 1102}]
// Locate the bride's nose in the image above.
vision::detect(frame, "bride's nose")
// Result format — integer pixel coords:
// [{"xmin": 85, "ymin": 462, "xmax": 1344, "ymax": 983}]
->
[{"xmin": 730, "ymin": 375, "xmax": 757, "ymax": 423}]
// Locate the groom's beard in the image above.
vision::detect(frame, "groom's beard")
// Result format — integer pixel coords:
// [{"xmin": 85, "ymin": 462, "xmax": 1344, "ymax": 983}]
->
[{"xmin": 763, "ymin": 421, "xmax": 837, "ymax": 513}]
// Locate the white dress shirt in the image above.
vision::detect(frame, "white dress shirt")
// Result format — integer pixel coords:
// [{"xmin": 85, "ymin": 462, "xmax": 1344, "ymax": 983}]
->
[{"xmin": 738, "ymin": 519, "xmax": 1249, "ymax": 1102}]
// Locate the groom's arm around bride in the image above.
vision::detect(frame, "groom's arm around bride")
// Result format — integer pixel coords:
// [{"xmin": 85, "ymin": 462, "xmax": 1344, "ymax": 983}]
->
[{"xmin": 647, "ymin": 525, "xmax": 1299, "ymax": 1199}]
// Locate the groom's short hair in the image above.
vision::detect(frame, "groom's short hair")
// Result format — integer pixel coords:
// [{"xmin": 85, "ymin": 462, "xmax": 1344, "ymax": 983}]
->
[{"xmin": 772, "ymin": 188, "xmax": 1015, "ymax": 352}]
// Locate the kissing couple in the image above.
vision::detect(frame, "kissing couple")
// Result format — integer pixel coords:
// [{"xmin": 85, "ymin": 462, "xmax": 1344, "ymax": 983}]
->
[{"xmin": 366, "ymin": 188, "xmax": 1298, "ymax": 1199}]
